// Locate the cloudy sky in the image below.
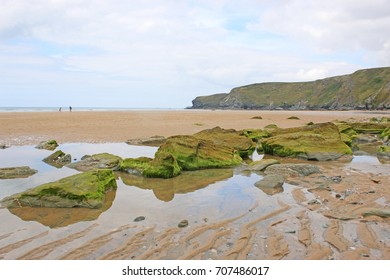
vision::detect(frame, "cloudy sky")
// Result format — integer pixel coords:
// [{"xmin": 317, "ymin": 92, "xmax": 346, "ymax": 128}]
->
[{"xmin": 1, "ymin": 0, "xmax": 389, "ymax": 108}]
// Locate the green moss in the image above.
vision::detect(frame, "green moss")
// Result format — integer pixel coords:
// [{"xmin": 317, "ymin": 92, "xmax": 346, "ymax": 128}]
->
[
  {"xmin": 143, "ymin": 152, "xmax": 181, "ymax": 178},
  {"xmin": 120, "ymin": 157, "xmax": 152, "ymax": 172},
  {"xmin": 349, "ymin": 122, "xmax": 389, "ymax": 134},
  {"xmin": 157, "ymin": 135, "xmax": 243, "ymax": 171},
  {"xmin": 242, "ymin": 129, "xmax": 269, "ymax": 142},
  {"xmin": 5, "ymin": 170, "xmax": 116, "ymax": 208},
  {"xmin": 194, "ymin": 127, "xmax": 256, "ymax": 159},
  {"xmin": 378, "ymin": 146, "xmax": 390, "ymax": 153},
  {"xmin": 261, "ymin": 122, "xmax": 352, "ymax": 160},
  {"xmin": 380, "ymin": 127, "xmax": 390, "ymax": 140}
]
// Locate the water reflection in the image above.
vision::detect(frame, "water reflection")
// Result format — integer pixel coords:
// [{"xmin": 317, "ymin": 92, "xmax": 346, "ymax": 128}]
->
[
  {"xmin": 7, "ymin": 190, "xmax": 116, "ymax": 228},
  {"xmin": 118, "ymin": 169, "xmax": 233, "ymax": 202}
]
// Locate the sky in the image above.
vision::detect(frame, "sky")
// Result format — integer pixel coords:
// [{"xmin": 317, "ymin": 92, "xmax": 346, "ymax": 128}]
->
[{"xmin": 0, "ymin": 0, "xmax": 389, "ymax": 108}]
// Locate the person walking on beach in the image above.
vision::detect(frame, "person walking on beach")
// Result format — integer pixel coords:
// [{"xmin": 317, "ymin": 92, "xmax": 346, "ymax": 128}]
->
[
  {"xmin": 59, "ymin": 107, "xmax": 62, "ymax": 112},
  {"xmin": 69, "ymin": 106, "xmax": 72, "ymax": 112}
]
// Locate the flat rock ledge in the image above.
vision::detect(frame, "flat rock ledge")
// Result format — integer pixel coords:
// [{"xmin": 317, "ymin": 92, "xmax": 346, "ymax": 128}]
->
[{"xmin": 0, "ymin": 166, "xmax": 37, "ymax": 179}]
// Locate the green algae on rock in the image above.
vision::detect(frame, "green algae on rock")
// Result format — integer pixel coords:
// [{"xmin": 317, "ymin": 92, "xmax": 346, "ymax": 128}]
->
[
  {"xmin": 0, "ymin": 166, "xmax": 38, "ymax": 179},
  {"xmin": 43, "ymin": 150, "xmax": 71, "ymax": 168},
  {"xmin": 2, "ymin": 169, "xmax": 117, "ymax": 209},
  {"xmin": 35, "ymin": 139, "xmax": 59, "ymax": 150},
  {"xmin": 261, "ymin": 122, "xmax": 352, "ymax": 161},
  {"xmin": 157, "ymin": 135, "xmax": 243, "ymax": 172},
  {"xmin": 67, "ymin": 153, "xmax": 122, "ymax": 172},
  {"xmin": 194, "ymin": 127, "xmax": 256, "ymax": 159}
]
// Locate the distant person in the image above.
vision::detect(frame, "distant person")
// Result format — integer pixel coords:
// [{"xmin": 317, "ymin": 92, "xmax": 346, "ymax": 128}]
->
[
  {"xmin": 59, "ymin": 107, "xmax": 62, "ymax": 112},
  {"xmin": 69, "ymin": 106, "xmax": 72, "ymax": 112}
]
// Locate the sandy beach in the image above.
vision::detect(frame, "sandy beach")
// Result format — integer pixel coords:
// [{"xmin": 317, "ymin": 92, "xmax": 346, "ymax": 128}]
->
[
  {"xmin": 0, "ymin": 109, "xmax": 389, "ymax": 260},
  {"xmin": 0, "ymin": 109, "xmax": 388, "ymax": 145}
]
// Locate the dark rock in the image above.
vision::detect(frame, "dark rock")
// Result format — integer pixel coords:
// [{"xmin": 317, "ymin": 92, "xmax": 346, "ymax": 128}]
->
[
  {"xmin": 35, "ymin": 140, "xmax": 58, "ymax": 150},
  {"xmin": 134, "ymin": 216, "xmax": 146, "ymax": 222},
  {"xmin": 0, "ymin": 166, "xmax": 38, "ymax": 179},
  {"xmin": 0, "ymin": 144, "xmax": 9, "ymax": 149},
  {"xmin": 43, "ymin": 150, "xmax": 71, "ymax": 168},
  {"xmin": 178, "ymin": 220, "xmax": 189, "ymax": 228}
]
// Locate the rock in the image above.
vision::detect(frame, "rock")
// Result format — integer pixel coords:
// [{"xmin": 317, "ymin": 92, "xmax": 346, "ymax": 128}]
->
[
  {"xmin": 194, "ymin": 127, "xmax": 256, "ymax": 159},
  {"xmin": 134, "ymin": 216, "xmax": 146, "ymax": 222},
  {"xmin": 178, "ymin": 220, "xmax": 189, "ymax": 228},
  {"xmin": 1, "ymin": 169, "xmax": 117, "ymax": 209},
  {"xmin": 156, "ymin": 135, "xmax": 243, "ymax": 172},
  {"xmin": 246, "ymin": 159, "xmax": 280, "ymax": 171},
  {"xmin": 242, "ymin": 129, "xmax": 269, "ymax": 142},
  {"xmin": 35, "ymin": 140, "xmax": 59, "ymax": 150},
  {"xmin": 362, "ymin": 208, "xmax": 390, "ymax": 218},
  {"xmin": 0, "ymin": 144, "xmax": 9, "ymax": 149},
  {"xmin": 353, "ymin": 134, "xmax": 379, "ymax": 144},
  {"xmin": 43, "ymin": 150, "xmax": 71, "ymax": 168},
  {"xmin": 377, "ymin": 146, "xmax": 390, "ymax": 162},
  {"xmin": 261, "ymin": 122, "xmax": 352, "ymax": 160},
  {"xmin": 349, "ymin": 122, "xmax": 390, "ymax": 134},
  {"xmin": 0, "ymin": 166, "xmax": 38, "ymax": 179},
  {"xmin": 126, "ymin": 135, "xmax": 166, "ymax": 146},
  {"xmin": 67, "ymin": 153, "xmax": 122, "ymax": 172},
  {"xmin": 255, "ymin": 174, "xmax": 284, "ymax": 195},
  {"xmin": 265, "ymin": 163, "xmax": 322, "ymax": 178},
  {"xmin": 120, "ymin": 157, "xmax": 154, "ymax": 175},
  {"xmin": 287, "ymin": 116, "xmax": 300, "ymax": 120}
]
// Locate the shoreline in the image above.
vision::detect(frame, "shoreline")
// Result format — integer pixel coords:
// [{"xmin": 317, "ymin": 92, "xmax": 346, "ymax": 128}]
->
[{"xmin": 1, "ymin": 110, "xmax": 389, "ymax": 146}]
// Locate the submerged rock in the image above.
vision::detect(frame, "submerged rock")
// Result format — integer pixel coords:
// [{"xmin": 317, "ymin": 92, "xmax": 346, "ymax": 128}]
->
[
  {"xmin": 377, "ymin": 146, "xmax": 390, "ymax": 163},
  {"xmin": 255, "ymin": 174, "xmax": 284, "ymax": 195},
  {"xmin": 126, "ymin": 135, "xmax": 166, "ymax": 146},
  {"xmin": 261, "ymin": 122, "xmax": 352, "ymax": 160},
  {"xmin": 43, "ymin": 150, "xmax": 71, "ymax": 168},
  {"xmin": 0, "ymin": 166, "xmax": 38, "ymax": 179},
  {"xmin": 67, "ymin": 153, "xmax": 122, "ymax": 172},
  {"xmin": 2, "ymin": 169, "xmax": 117, "ymax": 209},
  {"xmin": 35, "ymin": 140, "xmax": 59, "ymax": 151},
  {"xmin": 265, "ymin": 164, "xmax": 322, "ymax": 178}
]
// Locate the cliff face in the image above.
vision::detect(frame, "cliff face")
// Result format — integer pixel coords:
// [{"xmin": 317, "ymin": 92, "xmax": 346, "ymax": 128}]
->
[{"xmin": 190, "ymin": 67, "xmax": 390, "ymax": 110}]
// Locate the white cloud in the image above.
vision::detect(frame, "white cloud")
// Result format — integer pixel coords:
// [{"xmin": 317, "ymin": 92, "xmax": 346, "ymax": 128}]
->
[{"xmin": 0, "ymin": 0, "xmax": 388, "ymax": 107}]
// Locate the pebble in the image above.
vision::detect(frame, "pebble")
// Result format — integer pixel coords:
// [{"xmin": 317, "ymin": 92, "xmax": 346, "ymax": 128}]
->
[
  {"xmin": 178, "ymin": 220, "xmax": 189, "ymax": 228},
  {"xmin": 134, "ymin": 216, "xmax": 146, "ymax": 222}
]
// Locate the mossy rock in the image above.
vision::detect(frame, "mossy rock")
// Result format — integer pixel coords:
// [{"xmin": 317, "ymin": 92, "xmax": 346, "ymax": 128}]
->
[
  {"xmin": 251, "ymin": 116, "xmax": 263, "ymax": 119},
  {"xmin": 195, "ymin": 127, "xmax": 256, "ymax": 159},
  {"xmin": 287, "ymin": 116, "xmax": 300, "ymax": 120},
  {"xmin": 35, "ymin": 140, "xmax": 59, "ymax": 150},
  {"xmin": 157, "ymin": 135, "xmax": 243, "ymax": 171},
  {"xmin": 349, "ymin": 122, "xmax": 390, "ymax": 134},
  {"xmin": 67, "ymin": 153, "xmax": 122, "ymax": 172},
  {"xmin": 119, "ymin": 157, "xmax": 153, "ymax": 175},
  {"xmin": 333, "ymin": 122, "xmax": 358, "ymax": 137},
  {"xmin": 2, "ymin": 169, "xmax": 117, "ymax": 209},
  {"xmin": 0, "ymin": 166, "xmax": 37, "ymax": 179},
  {"xmin": 264, "ymin": 124, "xmax": 279, "ymax": 130},
  {"xmin": 242, "ymin": 129, "xmax": 270, "ymax": 142},
  {"xmin": 43, "ymin": 150, "xmax": 71, "ymax": 168},
  {"xmin": 261, "ymin": 122, "xmax": 352, "ymax": 161},
  {"xmin": 380, "ymin": 127, "xmax": 390, "ymax": 141},
  {"xmin": 143, "ymin": 152, "xmax": 181, "ymax": 178}
]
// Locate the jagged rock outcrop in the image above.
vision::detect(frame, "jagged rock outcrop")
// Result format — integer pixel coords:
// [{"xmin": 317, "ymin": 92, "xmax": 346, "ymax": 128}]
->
[
  {"xmin": 190, "ymin": 67, "xmax": 390, "ymax": 110},
  {"xmin": 0, "ymin": 166, "xmax": 37, "ymax": 179}
]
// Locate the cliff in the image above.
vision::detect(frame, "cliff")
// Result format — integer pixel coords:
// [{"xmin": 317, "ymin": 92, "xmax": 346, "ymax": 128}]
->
[{"xmin": 190, "ymin": 67, "xmax": 390, "ymax": 110}]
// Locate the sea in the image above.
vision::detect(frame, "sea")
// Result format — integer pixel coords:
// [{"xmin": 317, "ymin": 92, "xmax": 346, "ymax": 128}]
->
[{"xmin": 0, "ymin": 107, "xmax": 183, "ymax": 112}]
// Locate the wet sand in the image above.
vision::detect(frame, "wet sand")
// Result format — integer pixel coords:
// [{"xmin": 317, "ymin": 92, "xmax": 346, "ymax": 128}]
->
[
  {"xmin": 0, "ymin": 109, "xmax": 389, "ymax": 260},
  {"xmin": 0, "ymin": 109, "xmax": 388, "ymax": 145}
]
